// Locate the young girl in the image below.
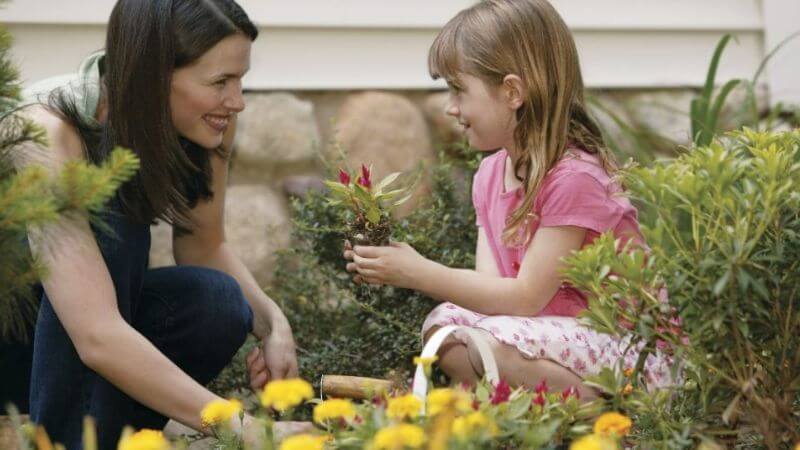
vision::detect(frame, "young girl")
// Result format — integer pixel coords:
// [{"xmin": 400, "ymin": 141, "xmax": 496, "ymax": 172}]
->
[{"xmin": 345, "ymin": 0, "xmax": 674, "ymax": 397}]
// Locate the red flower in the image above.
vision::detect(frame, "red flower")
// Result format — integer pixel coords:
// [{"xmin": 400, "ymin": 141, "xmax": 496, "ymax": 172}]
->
[
  {"xmin": 561, "ymin": 386, "xmax": 580, "ymax": 401},
  {"xmin": 532, "ymin": 392, "xmax": 546, "ymax": 409},
  {"xmin": 358, "ymin": 164, "xmax": 372, "ymax": 188},
  {"xmin": 338, "ymin": 168, "xmax": 351, "ymax": 185},
  {"xmin": 534, "ymin": 378, "xmax": 548, "ymax": 394},
  {"xmin": 490, "ymin": 379, "xmax": 511, "ymax": 405},
  {"xmin": 372, "ymin": 394, "xmax": 386, "ymax": 408}
]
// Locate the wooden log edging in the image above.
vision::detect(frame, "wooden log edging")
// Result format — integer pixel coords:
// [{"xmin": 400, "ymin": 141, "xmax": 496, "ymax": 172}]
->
[{"xmin": 320, "ymin": 375, "xmax": 395, "ymax": 400}]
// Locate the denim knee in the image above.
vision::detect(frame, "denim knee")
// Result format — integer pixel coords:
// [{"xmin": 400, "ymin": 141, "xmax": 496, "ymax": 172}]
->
[{"xmin": 194, "ymin": 268, "xmax": 253, "ymax": 347}]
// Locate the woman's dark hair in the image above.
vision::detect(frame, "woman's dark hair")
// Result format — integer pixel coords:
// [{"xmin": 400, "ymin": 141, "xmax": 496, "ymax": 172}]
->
[{"xmin": 50, "ymin": 0, "xmax": 257, "ymax": 232}]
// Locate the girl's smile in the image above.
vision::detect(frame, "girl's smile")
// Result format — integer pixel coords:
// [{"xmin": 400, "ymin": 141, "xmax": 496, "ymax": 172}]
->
[{"xmin": 444, "ymin": 73, "xmax": 519, "ymax": 153}]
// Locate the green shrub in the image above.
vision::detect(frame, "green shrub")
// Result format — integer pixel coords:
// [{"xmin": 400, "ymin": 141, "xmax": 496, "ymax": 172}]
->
[
  {"xmin": 271, "ymin": 152, "xmax": 480, "ymax": 387},
  {"xmin": 564, "ymin": 129, "xmax": 800, "ymax": 449}
]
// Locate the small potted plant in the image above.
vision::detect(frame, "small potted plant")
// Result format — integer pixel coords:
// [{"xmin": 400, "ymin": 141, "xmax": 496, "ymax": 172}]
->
[{"xmin": 324, "ymin": 164, "xmax": 412, "ymax": 247}]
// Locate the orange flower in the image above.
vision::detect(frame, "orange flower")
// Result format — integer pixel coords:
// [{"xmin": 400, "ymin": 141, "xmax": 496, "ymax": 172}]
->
[{"xmin": 622, "ymin": 384, "xmax": 633, "ymax": 395}]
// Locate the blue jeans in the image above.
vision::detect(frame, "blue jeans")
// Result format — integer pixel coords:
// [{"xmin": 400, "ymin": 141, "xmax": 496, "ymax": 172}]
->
[{"xmin": 28, "ymin": 198, "xmax": 253, "ymax": 450}]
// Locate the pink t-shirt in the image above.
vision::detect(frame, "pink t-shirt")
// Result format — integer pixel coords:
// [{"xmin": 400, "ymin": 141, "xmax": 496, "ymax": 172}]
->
[{"xmin": 472, "ymin": 149, "xmax": 644, "ymax": 317}]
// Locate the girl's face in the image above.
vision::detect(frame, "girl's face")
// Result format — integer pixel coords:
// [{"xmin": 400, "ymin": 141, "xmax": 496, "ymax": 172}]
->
[
  {"xmin": 445, "ymin": 73, "xmax": 517, "ymax": 152},
  {"xmin": 170, "ymin": 33, "xmax": 252, "ymax": 149}
]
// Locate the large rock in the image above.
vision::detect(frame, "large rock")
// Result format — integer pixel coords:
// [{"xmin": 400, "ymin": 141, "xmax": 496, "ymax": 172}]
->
[
  {"xmin": 149, "ymin": 220, "xmax": 175, "ymax": 268},
  {"xmin": 422, "ymin": 91, "xmax": 463, "ymax": 147},
  {"xmin": 224, "ymin": 185, "xmax": 291, "ymax": 286},
  {"xmin": 621, "ymin": 89, "xmax": 696, "ymax": 145},
  {"xmin": 148, "ymin": 185, "xmax": 290, "ymax": 287},
  {"xmin": 333, "ymin": 91, "xmax": 435, "ymax": 215},
  {"xmin": 234, "ymin": 93, "xmax": 322, "ymax": 183}
]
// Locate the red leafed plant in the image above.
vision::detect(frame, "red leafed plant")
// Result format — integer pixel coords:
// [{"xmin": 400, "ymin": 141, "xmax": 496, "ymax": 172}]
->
[{"xmin": 324, "ymin": 164, "xmax": 412, "ymax": 246}]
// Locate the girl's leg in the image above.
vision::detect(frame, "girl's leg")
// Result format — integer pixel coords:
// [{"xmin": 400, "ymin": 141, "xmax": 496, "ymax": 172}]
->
[
  {"xmin": 466, "ymin": 329, "xmax": 598, "ymax": 401},
  {"xmin": 423, "ymin": 327, "xmax": 479, "ymax": 384}
]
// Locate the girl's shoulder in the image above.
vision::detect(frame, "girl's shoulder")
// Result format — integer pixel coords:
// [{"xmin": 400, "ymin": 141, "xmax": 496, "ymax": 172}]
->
[
  {"xmin": 472, "ymin": 149, "xmax": 509, "ymax": 190},
  {"xmin": 544, "ymin": 148, "xmax": 617, "ymax": 192}
]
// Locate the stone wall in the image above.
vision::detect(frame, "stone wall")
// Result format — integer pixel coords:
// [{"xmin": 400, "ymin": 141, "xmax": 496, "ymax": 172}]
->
[{"xmin": 148, "ymin": 86, "xmax": 769, "ymax": 287}]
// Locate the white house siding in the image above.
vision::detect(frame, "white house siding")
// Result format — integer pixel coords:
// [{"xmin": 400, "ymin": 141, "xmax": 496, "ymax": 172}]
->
[{"xmin": 1, "ymin": 0, "xmax": 796, "ymax": 103}]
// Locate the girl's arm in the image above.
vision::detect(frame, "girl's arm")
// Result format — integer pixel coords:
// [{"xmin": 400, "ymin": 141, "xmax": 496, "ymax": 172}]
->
[
  {"xmin": 351, "ymin": 225, "xmax": 585, "ymax": 316},
  {"xmin": 474, "ymin": 227, "xmax": 501, "ymax": 276},
  {"xmin": 23, "ymin": 107, "xmax": 221, "ymax": 431},
  {"xmin": 171, "ymin": 116, "xmax": 298, "ymax": 385}
]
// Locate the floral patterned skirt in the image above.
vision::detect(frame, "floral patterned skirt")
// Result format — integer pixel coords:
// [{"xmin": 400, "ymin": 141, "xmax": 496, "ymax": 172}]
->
[{"xmin": 422, "ymin": 302, "xmax": 679, "ymax": 389}]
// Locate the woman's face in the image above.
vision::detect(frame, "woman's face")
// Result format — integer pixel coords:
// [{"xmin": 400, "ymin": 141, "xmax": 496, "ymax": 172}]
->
[{"xmin": 170, "ymin": 33, "xmax": 252, "ymax": 149}]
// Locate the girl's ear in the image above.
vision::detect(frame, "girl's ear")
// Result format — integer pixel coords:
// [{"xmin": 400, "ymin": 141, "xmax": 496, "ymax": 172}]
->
[{"xmin": 502, "ymin": 74, "xmax": 526, "ymax": 111}]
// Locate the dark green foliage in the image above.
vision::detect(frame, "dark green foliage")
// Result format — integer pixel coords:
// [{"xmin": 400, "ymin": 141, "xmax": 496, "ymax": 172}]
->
[
  {"xmin": 565, "ymin": 130, "xmax": 800, "ymax": 448},
  {"xmin": 272, "ymin": 152, "xmax": 480, "ymax": 386}
]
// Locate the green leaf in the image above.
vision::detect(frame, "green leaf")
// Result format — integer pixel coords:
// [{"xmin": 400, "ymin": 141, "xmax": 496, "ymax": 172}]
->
[
  {"xmin": 375, "ymin": 172, "xmax": 401, "ymax": 193},
  {"xmin": 366, "ymin": 207, "xmax": 381, "ymax": 225}
]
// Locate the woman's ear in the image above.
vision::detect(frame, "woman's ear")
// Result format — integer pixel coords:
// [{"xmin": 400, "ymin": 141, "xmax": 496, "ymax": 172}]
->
[{"xmin": 502, "ymin": 74, "xmax": 525, "ymax": 111}]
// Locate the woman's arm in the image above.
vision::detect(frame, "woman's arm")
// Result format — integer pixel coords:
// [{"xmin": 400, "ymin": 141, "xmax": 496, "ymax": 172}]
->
[
  {"xmin": 172, "ymin": 116, "xmax": 298, "ymax": 384},
  {"xmin": 351, "ymin": 225, "xmax": 585, "ymax": 316},
  {"xmin": 23, "ymin": 107, "xmax": 221, "ymax": 431}
]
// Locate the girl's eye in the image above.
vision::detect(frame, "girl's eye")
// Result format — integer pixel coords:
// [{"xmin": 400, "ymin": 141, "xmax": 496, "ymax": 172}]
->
[{"xmin": 213, "ymin": 79, "xmax": 227, "ymax": 87}]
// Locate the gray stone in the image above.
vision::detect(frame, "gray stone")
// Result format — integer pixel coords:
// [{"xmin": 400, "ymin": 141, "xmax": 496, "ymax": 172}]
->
[
  {"xmin": 332, "ymin": 91, "xmax": 435, "ymax": 216},
  {"xmin": 621, "ymin": 89, "xmax": 696, "ymax": 145},
  {"xmin": 224, "ymin": 185, "xmax": 291, "ymax": 287},
  {"xmin": 282, "ymin": 175, "xmax": 326, "ymax": 198},
  {"xmin": 147, "ymin": 186, "xmax": 290, "ymax": 287},
  {"xmin": 234, "ymin": 93, "xmax": 322, "ymax": 182},
  {"xmin": 149, "ymin": 220, "xmax": 175, "ymax": 268},
  {"xmin": 422, "ymin": 91, "xmax": 463, "ymax": 147}
]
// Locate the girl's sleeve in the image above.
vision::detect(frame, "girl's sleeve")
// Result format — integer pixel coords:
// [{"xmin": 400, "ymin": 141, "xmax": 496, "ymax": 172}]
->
[{"xmin": 538, "ymin": 170, "xmax": 623, "ymax": 234}]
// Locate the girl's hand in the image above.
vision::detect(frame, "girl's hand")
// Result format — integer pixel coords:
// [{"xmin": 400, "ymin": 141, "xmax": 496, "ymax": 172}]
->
[
  {"xmin": 343, "ymin": 239, "xmax": 366, "ymax": 285},
  {"xmin": 348, "ymin": 242, "xmax": 426, "ymax": 289}
]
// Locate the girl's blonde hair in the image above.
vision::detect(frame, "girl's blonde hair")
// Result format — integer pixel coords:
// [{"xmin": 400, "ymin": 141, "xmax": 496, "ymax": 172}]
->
[{"xmin": 429, "ymin": 0, "xmax": 617, "ymax": 246}]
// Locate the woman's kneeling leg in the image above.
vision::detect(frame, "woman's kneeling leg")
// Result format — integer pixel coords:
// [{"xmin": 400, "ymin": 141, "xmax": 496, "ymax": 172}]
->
[{"xmin": 88, "ymin": 266, "xmax": 253, "ymax": 447}]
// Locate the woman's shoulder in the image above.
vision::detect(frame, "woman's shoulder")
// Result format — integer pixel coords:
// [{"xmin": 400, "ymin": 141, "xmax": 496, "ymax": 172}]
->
[{"xmin": 16, "ymin": 105, "xmax": 85, "ymax": 167}]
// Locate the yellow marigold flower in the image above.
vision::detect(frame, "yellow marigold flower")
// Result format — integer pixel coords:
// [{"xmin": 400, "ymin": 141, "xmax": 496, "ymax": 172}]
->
[
  {"xmin": 623, "ymin": 368, "xmax": 634, "ymax": 377},
  {"xmin": 117, "ymin": 429, "xmax": 170, "ymax": 450},
  {"xmin": 426, "ymin": 388, "xmax": 472, "ymax": 416},
  {"xmin": 200, "ymin": 398, "xmax": 243, "ymax": 428},
  {"xmin": 313, "ymin": 398, "xmax": 356, "ymax": 424},
  {"xmin": 413, "ymin": 355, "xmax": 438, "ymax": 368},
  {"xmin": 386, "ymin": 394, "xmax": 423, "ymax": 421},
  {"xmin": 260, "ymin": 378, "xmax": 314, "ymax": 412},
  {"xmin": 622, "ymin": 383, "xmax": 633, "ymax": 395},
  {"xmin": 451, "ymin": 412, "xmax": 497, "ymax": 441},
  {"xmin": 569, "ymin": 433, "xmax": 618, "ymax": 450},
  {"xmin": 794, "ymin": 443, "xmax": 800, "ymax": 450},
  {"xmin": 371, "ymin": 424, "xmax": 425, "ymax": 449},
  {"xmin": 593, "ymin": 412, "xmax": 632, "ymax": 437},
  {"xmin": 279, "ymin": 434, "xmax": 328, "ymax": 450}
]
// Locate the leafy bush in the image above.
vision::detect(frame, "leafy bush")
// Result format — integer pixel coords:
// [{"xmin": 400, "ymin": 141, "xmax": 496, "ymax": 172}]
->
[
  {"xmin": 564, "ymin": 129, "xmax": 800, "ymax": 449},
  {"xmin": 271, "ymin": 152, "xmax": 480, "ymax": 387}
]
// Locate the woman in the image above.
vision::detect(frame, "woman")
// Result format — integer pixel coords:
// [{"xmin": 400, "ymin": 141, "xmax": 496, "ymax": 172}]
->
[{"xmin": 19, "ymin": 1, "xmax": 298, "ymax": 448}]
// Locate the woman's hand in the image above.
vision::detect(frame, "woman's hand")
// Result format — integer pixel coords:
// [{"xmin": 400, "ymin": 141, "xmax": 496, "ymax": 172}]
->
[
  {"xmin": 344, "ymin": 241, "xmax": 427, "ymax": 289},
  {"xmin": 246, "ymin": 320, "xmax": 298, "ymax": 392}
]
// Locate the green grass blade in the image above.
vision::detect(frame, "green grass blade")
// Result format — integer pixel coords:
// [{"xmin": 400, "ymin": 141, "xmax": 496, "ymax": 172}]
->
[{"xmin": 707, "ymin": 78, "xmax": 741, "ymax": 137}]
